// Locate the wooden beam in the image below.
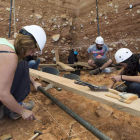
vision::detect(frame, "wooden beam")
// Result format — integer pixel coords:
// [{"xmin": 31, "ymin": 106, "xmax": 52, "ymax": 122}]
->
[
  {"xmin": 39, "ymin": 64, "xmax": 77, "ymax": 67},
  {"xmin": 74, "ymin": 62, "xmax": 92, "ymax": 69},
  {"xmin": 30, "ymin": 69, "xmax": 140, "ymax": 118},
  {"xmin": 57, "ymin": 62, "xmax": 75, "ymax": 71}
]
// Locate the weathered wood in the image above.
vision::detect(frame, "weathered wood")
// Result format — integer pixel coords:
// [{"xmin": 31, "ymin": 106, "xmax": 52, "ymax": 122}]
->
[
  {"xmin": 74, "ymin": 62, "xmax": 92, "ymax": 68},
  {"xmin": 55, "ymin": 49, "xmax": 60, "ymax": 69},
  {"xmin": 39, "ymin": 64, "xmax": 77, "ymax": 67},
  {"xmin": 57, "ymin": 62, "xmax": 75, "ymax": 71},
  {"xmin": 0, "ymin": 134, "xmax": 12, "ymax": 140},
  {"xmin": 30, "ymin": 69, "xmax": 140, "ymax": 118}
]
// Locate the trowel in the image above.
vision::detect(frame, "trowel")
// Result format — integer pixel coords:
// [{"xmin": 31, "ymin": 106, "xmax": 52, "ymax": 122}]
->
[
  {"xmin": 45, "ymin": 83, "xmax": 61, "ymax": 91},
  {"xmin": 74, "ymin": 79, "xmax": 138, "ymax": 101}
]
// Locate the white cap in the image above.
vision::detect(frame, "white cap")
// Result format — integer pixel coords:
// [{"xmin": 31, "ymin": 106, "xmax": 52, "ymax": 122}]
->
[
  {"xmin": 23, "ymin": 25, "xmax": 47, "ymax": 54},
  {"xmin": 95, "ymin": 36, "xmax": 104, "ymax": 44},
  {"xmin": 115, "ymin": 48, "xmax": 133, "ymax": 63}
]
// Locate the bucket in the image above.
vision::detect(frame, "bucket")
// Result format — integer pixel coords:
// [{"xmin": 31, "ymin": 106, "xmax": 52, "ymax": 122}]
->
[
  {"xmin": 63, "ymin": 73, "xmax": 80, "ymax": 80},
  {"xmin": 42, "ymin": 67, "xmax": 60, "ymax": 75}
]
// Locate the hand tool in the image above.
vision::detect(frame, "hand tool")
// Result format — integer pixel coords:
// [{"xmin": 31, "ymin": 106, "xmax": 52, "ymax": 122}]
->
[
  {"xmin": 74, "ymin": 79, "xmax": 109, "ymax": 91},
  {"xmin": 45, "ymin": 83, "xmax": 61, "ymax": 91},
  {"xmin": 105, "ymin": 94, "xmax": 133, "ymax": 104},
  {"xmin": 113, "ymin": 81, "xmax": 126, "ymax": 89},
  {"xmin": 107, "ymin": 88, "xmax": 138, "ymax": 100},
  {"xmin": 28, "ymin": 130, "xmax": 43, "ymax": 140},
  {"xmin": 74, "ymin": 79, "xmax": 138, "ymax": 100}
]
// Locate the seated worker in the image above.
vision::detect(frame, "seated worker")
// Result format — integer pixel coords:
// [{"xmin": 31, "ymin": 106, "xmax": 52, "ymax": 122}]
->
[
  {"xmin": 0, "ymin": 25, "xmax": 47, "ymax": 120},
  {"xmin": 87, "ymin": 36, "xmax": 112, "ymax": 75},
  {"xmin": 108, "ymin": 48, "xmax": 140, "ymax": 98},
  {"xmin": 23, "ymin": 52, "xmax": 40, "ymax": 70}
]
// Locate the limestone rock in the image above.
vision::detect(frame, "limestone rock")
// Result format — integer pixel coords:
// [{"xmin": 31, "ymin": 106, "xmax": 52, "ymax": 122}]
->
[
  {"xmin": 35, "ymin": 14, "xmax": 42, "ymax": 19},
  {"xmin": 96, "ymin": 104, "xmax": 113, "ymax": 118},
  {"xmin": 107, "ymin": 130, "xmax": 119, "ymax": 139},
  {"xmin": 52, "ymin": 34, "xmax": 60, "ymax": 42},
  {"xmin": 83, "ymin": 36, "xmax": 89, "ymax": 40},
  {"xmin": 61, "ymin": 14, "xmax": 67, "ymax": 20},
  {"xmin": 6, "ymin": 8, "xmax": 10, "ymax": 11},
  {"xmin": 39, "ymin": 133, "xmax": 57, "ymax": 140},
  {"xmin": 40, "ymin": 58, "xmax": 46, "ymax": 62}
]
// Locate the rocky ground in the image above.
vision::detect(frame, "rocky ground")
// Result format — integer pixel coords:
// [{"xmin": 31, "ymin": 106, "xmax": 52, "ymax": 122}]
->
[{"xmin": 0, "ymin": 0, "xmax": 140, "ymax": 139}]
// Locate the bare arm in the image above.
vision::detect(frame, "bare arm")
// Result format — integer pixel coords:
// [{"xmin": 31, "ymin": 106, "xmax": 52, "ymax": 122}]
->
[
  {"xmin": 30, "ymin": 75, "xmax": 41, "ymax": 90},
  {"xmin": 108, "ymin": 68, "xmax": 125, "ymax": 88},
  {"xmin": 0, "ymin": 53, "xmax": 24, "ymax": 115}
]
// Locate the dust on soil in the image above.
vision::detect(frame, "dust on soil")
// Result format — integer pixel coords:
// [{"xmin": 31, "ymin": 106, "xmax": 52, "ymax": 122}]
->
[{"xmin": 0, "ymin": 0, "xmax": 140, "ymax": 139}]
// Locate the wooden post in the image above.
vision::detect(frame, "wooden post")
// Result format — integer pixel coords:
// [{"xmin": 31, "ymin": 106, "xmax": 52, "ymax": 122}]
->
[{"xmin": 55, "ymin": 49, "xmax": 60, "ymax": 69}]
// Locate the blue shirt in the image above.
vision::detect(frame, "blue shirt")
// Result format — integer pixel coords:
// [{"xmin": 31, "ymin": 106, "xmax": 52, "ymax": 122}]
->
[{"xmin": 87, "ymin": 44, "xmax": 109, "ymax": 59}]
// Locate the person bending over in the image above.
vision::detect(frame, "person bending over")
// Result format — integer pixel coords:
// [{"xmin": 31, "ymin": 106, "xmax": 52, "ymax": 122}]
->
[
  {"xmin": 108, "ymin": 48, "xmax": 140, "ymax": 97},
  {"xmin": 0, "ymin": 25, "xmax": 47, "ymax": 120}
]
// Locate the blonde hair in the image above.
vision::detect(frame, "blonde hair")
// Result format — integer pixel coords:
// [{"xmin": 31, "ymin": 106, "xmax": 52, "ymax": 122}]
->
[{"xmin": 14, "ymin": 34, "xmax": 37, "ymax": 60}]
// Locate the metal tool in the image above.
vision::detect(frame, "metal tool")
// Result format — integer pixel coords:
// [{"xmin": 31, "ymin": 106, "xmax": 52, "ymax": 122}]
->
[
  {"xmin": 114, "ymin": 81, "xmax": 126, "ymax": 89},
  {"xmin": 45, "ymin": 83, "xmax": 61, "ymax": 91},
  {"xmin": 28, "ymin": 130, "xmax": 43, "ymax": 140},
  {"xmin": 105, "ymin": 94, "xmax": 133, "ymax": 104},
  {"xmin": 74, "ymin": 79, "xmax": 108, "ymax": 91}
]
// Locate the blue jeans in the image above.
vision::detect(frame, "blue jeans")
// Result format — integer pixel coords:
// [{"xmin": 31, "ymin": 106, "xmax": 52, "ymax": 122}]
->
[
  {"xmin": 125, "ymin": 81, "xmax": 140, "ymax": 98},
  {"xmin": 28, "ymin": 58, "xmax": 40, "ymax": 70}
]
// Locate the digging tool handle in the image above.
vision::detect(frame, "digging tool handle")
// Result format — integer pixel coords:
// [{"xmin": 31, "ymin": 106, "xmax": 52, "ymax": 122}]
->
[
  {"xmin": 105, "ymin": 94, "xmax": 133, "ymax": 104},
  {"xmin": 108, "ymin": 88, "xmax": 120, "ymax": 95},
  {"xmin": 105, "ymin": 94, "xmax": 120, "ymax": 100},
  {"xmin": 28, "ymin": 133, "xmax": 39, "ymax": 140}
]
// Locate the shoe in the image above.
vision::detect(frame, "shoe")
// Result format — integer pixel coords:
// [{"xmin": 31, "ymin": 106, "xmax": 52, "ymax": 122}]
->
[
  {"xmin": 0, "ymin": 105, "xmax": 4, "ymax": 120},
  {"xmin": 89, "ymin": 68, "xmax": 101, "ymax": 75},
  {"xmin": 8, "ymin": 100, "xmax": 34, "ymax": 120}
]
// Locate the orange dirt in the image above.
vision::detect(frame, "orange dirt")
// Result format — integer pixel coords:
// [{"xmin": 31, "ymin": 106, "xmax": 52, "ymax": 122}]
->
[{"xmin": 0, "ymin": 0, "xmax": 140, "ymax": 139}]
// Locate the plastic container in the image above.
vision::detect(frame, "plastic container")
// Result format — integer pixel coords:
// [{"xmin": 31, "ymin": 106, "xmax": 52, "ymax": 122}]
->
[
  {"xmin": 41, "ymin": 67, "xmax": 59, "ymax": 75},
  {"xmin": 63, "ymin": 73, "xmax": 80, "ymax": 80}
]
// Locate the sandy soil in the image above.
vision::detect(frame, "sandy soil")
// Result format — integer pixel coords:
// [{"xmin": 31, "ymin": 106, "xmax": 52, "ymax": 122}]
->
[{"xmin": 0, "ymin": 0, "xmax": 140, "ymax": 139}]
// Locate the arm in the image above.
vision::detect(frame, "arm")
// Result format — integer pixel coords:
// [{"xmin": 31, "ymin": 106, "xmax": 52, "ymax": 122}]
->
[
  {"xmin": 30, "ymin": 76, "xmax": 41, "ymax": 90},
  {"xmin": 0, "ymin": 52, "xmax": 35, "ymax": 120},
  {"xmin": 108, "ymin": 68, "xmax": 125, "ymax": 88}
]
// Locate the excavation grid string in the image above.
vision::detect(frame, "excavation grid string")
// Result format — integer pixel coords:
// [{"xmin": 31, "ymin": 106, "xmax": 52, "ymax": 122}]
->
[
  {"xmin": 31, "ymin": 92, "xmax": 79, "ymax": 138},
  {"xmin": 31, "ymin": 92, "xmax": 130, "ymax": 138}
]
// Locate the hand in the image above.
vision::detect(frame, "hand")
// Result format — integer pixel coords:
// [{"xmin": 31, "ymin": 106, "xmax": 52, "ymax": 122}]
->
[
  {"xmin": 33, "ymin": 81, "xmax": 42, "ymax": 90},
  {"xmin": 111, "ymin": 75, "xmax": 121, "ymax": 82},
  {"xmin": 21, "ymin": 109, "xmax": 36, "ymax": 120},
  {"xmin": 107, "ymin": 85, "xmax": 113, "ymax": 88}
]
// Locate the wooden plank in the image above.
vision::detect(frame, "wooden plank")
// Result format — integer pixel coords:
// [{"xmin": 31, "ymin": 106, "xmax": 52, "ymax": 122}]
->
[
  {"xmin": 39, "ymin": 64, "xmax": 77, "ymax": 67},
  {"xmin": 55, "ymin": 49, "xmax": 60, "ymax": 69},
  {"xmin": 57, "ymin": 62, "xmax": 75, "ymax": 71},
  {"xmin": 30, "ymin": 69, "xmax": 140, "ymax": 118},
  {"xmin": 74, "ymin": 62, "xmax": 92, "ymax": 69}
]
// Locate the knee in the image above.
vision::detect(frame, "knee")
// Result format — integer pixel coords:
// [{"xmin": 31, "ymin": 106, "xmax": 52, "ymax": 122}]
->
[
  {"xmin": 129, "ymin": 83, "xmax": 138, "ymax": 90},
  {"xmin": 88, "ymin": 60, "xmax": 94, "ymax": 65},
  {"xmin": 28, "ymin": 60, "xmax": 36, "ymax": 65},
  {"xmin": 36, "ymin": 58, "xmax": 41, "ymax": 63}
]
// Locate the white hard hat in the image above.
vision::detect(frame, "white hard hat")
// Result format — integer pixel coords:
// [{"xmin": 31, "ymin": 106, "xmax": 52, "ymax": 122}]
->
[
  {"xmin": 23, "ymin": 25, "xmax": 47, "ymax": 54},
  {"xmin": 115, "ymin": 48, "xmax": 133, "ymax": 63},
  {"xmin": 95, "ymin": 36, "xmax": 104, "ymax": 44}
]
